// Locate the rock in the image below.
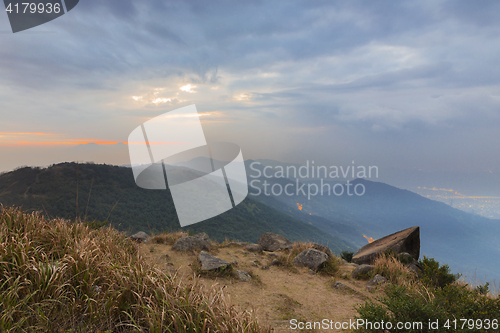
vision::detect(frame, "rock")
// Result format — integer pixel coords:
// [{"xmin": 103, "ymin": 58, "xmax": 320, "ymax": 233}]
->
[
  {"xmin": 352, "ymin": 226, "xmax": 420, "ymax": 265},
  {"xmin": 236, "ymin": 270, "xmax": 252, "ymax": 282},
  {"xmin": 172, "ymin": 235, "xmax": 211, "ymax": 252},
  {"xmin": 164, "ymin": 254, "xmax": 170, "ymax": 259},
  {"xmin": 309, "ymin": 269, "xmax": 315, "ymax": 275},
  {"xmin": 310, "ymin": 243, "xmax": 334, "ymax": 258},
  {"xmin": 130, "ymin": 231, "xmax": 149, "ymax": 243},
  {"xmin": 194, "ymin": 232, "xmax": 209, "ymax": 241},
  {"xmin": 245, "ymin": 243, "xmax": 263, "ymax": 253},
  {"xmin": 407, "ymin": 261, "xmax": 422, "ymax": 277},
  {"xmin": 333, "ymin": 281, "xmax": 348, "ymax": 289},
  {"xmin": 257, "ymin": 233, "xmax": 293, "ymax": 252},
  {"xmin": 261, "ymin": 265, "xmax": 269, "ymax": 270},
  {"xmin": 267, "ymin": 253, "xmax": 280, "ymax": 258},
  {"xmin": 270, "ymin": 259, "xmax": 282, "ymax": 266},
  {"xmin": 367, "ymin": 274, "xmax": 387, "ymax": 287},
  {"xmin": 292, "ymin": 248, "xmax": 329, "ymax": 270},
  {"xmin": 198, "ymin": 251, "xmax": 231, "ymax": 271},
  {"xmin": 400, "ymin": 252, "xmax": 413, "ymax": 261},
  {"xmin": 231, "ymin": 261, "xmax": 238, "ymax": 266},
  {"xmin": 351, "ymin": 264, "xmax": 374, "ymax": 279}
]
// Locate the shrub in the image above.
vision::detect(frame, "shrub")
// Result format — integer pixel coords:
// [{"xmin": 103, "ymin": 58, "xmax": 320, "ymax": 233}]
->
[
  {"xmin": 341, "ymin": 251, "xmax": 354, "ymax": 263},
  {"xmin": 355, "ymin": 283, "xmax": 500, "ymax": 333},
  {"xmin": 474, "ymin": 282, "xmax": 490, "ymax": 296},
  {"xmin": 419, "ymin": 256, "xmax": 460, "ymax": 288},
  {"xmin": 318, "ymin": 256, "xmax": 341, "ymax": 276}
]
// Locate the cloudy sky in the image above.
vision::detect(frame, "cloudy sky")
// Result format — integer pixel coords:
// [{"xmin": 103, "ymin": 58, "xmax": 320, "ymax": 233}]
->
[{"xmin": 1, "ymin": 0, "xmax": 500, "ymax": 175}]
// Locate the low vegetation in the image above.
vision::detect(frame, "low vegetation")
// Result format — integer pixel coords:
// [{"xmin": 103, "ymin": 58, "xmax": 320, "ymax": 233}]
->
[
  {"xmin": 0, "ymin": 206, "xmax": 262, "ymax": 332},
  {"xmin": 355, "ymin": 252, "xmax": 499, "ymax": 333},
  {"xmin": 341, "ymin": 250, "xmax": 354, "ymax": 263}
]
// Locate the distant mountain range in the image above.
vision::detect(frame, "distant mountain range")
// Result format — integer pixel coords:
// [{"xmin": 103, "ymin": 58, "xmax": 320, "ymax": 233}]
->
[
  {"xmin": 1, "ymin": 159, "xmax": 499, "ymax": 282},
  {"xmin": 246, "ymin": 159, "xmax": 500, "ymax": 281}
]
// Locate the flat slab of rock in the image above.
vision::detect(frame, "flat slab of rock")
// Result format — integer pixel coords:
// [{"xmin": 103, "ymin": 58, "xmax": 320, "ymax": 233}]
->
[
  {"xmin": 130, "ymin": 231, "xmax": 149, "ymax": 243},
  {"xmin": 333, "ymin": 281, "xmax": 348, "ymax": 289},
  {"xmin": 236, "ymin": 270, "xmax": 252, "ymax": 282},
  {"xmin": 245, "ymin": 243, "xmax": 263, "ymax": 253},
  {"xmin": 292, "ymin": 248, "xmax": 329, "ymax": 270},
  {"xmin": 199, "ymin": 251, "xmax": 231, "ymax": 271},
  {"xmin": 352, "ymin": 226, "xmax": 420, "ymax": 265},
  {"xmin": 257, "ymin": 233, "xmax": 293, "ymax": 251},
  {"xmin": 172, "ymin": 233, "xmax": 211, "ymax": 252},
  {"xmin": 351, "ymin": 264, "xmax": 374, "ymax": 279}
]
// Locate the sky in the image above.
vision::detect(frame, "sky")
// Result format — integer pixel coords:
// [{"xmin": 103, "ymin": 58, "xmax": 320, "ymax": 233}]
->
[{"xmin": 1, "ymin": 0, "xmax": 500, "ymax": 176}]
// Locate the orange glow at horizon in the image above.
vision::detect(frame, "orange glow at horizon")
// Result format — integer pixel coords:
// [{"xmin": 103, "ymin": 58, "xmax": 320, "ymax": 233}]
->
[
  {"xmin": 0, "ymin": 132, "xmax": 56, "ymax": 136},
  {"xmin": 0, "ymin": 140, "xmax": 187, "ymax": 147},
  {"xmin": 363, "ymin": 235, "xmax": 375, "ymax": 243}
]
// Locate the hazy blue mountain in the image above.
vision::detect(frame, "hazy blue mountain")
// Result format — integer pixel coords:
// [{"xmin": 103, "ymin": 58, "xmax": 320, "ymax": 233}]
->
[{"xmin": 246, "ymin": 159, "xmax": 500, "ymax": 281}]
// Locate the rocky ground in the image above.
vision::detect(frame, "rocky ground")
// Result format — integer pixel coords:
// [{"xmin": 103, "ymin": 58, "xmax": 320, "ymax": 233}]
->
[{"xmin": 138, "ymin": 236, "xmax": 385, "ymax": 333}]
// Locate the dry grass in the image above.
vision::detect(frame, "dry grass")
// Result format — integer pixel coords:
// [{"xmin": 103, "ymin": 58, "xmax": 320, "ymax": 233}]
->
[
  {"xmin": 0, "ymin": 206, "xmax": 264, "ymax": 332},
  {"xmin": 150, "ymin": 230, "xmax": 189, "ymax": 245},
  {"xmin": 371, "ymin": 252, "xmax": 418, "ymax": 287}
]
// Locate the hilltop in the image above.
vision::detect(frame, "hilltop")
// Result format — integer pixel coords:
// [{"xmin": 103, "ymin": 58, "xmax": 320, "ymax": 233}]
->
[
  {"xmin": 0, "ymin": 162, "xmax": 354, "ymax": 252},
  {"xmin": 1, "ymin": 206, "xmax": 498, "ymax": 333}
]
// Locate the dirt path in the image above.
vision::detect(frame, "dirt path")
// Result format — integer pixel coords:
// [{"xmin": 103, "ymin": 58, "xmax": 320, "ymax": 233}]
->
[{"xmin": 140, "ymin": 243, "xmax": 382, "ymax": 333}]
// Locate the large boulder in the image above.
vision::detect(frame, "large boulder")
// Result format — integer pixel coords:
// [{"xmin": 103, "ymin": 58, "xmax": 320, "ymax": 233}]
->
[
  {"xmin": 352, "ymin": 226, "xmax": 420, "ymax": 265},
  {"xmin": 130, "ymin": 231, "xmax": 149, "ymax": 243},
  {"xmin": 292, "ymin": 248, "xmax": 329, "ymax": 270},
  {"xmin": 172, "ymin": 233, "xmax": 211, "ymax": 252},
  {"xmin": 198, "ymin": 251, "xmax": 231, "ymax": 271},
  {"xmin": 245, "ymin": 243, "xmax": 263, "ymax": 253},
  {"xmin": 257, "ymin": 233, "xmax": 293, "ymax": 252},
  {"xmin": 310, "ymin": 243, "xmax": 333, "ymax": 258}
]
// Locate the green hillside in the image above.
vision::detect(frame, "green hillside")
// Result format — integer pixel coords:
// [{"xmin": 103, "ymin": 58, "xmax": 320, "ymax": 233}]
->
[{"xmin": 0, "ymin": 163, "xmax": 355, "ymax": 252}]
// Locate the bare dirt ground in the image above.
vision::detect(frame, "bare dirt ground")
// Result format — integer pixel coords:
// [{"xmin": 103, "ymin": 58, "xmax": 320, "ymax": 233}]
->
[{"xmin": 139, "ymin": 243, "xmax": 383, "ymax": 333}]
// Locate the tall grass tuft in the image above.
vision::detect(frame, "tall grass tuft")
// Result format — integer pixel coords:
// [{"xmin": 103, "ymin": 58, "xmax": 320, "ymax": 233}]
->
[
  {"xmin": 0, "ymin": 205, "xmax": 264, "ymax": 332},
  {"xmin": 371, "ymin": 252, "xmax": 417, "ymax": 287}
]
